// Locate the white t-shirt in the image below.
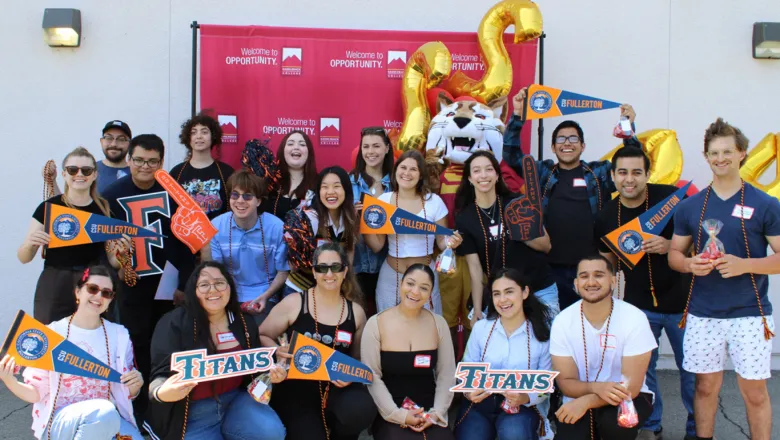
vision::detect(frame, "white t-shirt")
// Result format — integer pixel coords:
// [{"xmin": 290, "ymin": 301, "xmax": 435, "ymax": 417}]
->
[
  {"xmin": 378, "ymin": 192, "xmax": 448, "ymax": 258},
  {"xmin": 549, "ymin": 299, "xmax": 657, "ymax": 403}
]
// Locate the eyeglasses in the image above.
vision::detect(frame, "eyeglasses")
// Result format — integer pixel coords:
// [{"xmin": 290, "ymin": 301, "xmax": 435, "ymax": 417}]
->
[
  {"xmin": 705, "ymin": 150, "xmax": 738, "ymax": 159},
  {"xmin": 197, "ymin": 280, "xmax": 229, "ymax": 293},
  {"xmin": 131, "ymin": 157, "xmax": 161, "ymax": 168},
  {"xmin": 84, "ymin": 283, "xmax": 115, "ymax": 299},
  {"xmin": 102, "ymin": 135, "xmax": 130, "ymax": 144},
  {"xmin": 230, "ymin": 191, "xmax": 256, "ymax": 201},
  {"xmin": 313, "ymin": 263, "xmax": 346, "ymax": 274},
  {"xmin": 64, "ymin": 166, "xmax": 96, "ymax": 177},
  {"xmin": 555, "ymin": 135, "xmax": 581, "ymax": 145}
]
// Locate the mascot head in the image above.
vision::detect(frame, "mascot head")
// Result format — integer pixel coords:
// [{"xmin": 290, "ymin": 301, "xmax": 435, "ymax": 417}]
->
[{"xmin": 425, "ymin": 92, "xmax": 508, "ymax": 166}]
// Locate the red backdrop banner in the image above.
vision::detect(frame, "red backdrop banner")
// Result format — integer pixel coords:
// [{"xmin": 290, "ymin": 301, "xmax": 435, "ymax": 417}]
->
[{"xmin": 199, "ymin": 24, "xmax": 537, "ymax": 171}]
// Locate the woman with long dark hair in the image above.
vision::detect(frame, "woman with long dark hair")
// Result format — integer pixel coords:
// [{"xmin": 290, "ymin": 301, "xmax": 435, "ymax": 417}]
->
[
  {"xmin": 453, "ymin": 151, "xmax": 557, "ymax": 327},
  {"xmin": 455, "ymin": 268, "xmax": 553, "ymax": 440},
  {"xmin": 146, "ymin": 261, "xmax": 286, "ymax": 440},
  {"xmin": 263, "ymin": 130, "xmax": 318, "ymax": 220},
  {"xmin": 350, "ymin": 127, "xmax": 394, "ymax": 313},
  {"xmin": 260, "ymin": 243, "xmax": 376, "ymax": 440},
  {"xmin": 365, "ymin": 150, "xmax": 463, "ymax": 315},
  {"xmin": 0, "ymin": 265, "xmax": 143, "ymax": 439},
  {"xmin": 362, "ymin": 264, "xmax": 456, "ymax": 440}
]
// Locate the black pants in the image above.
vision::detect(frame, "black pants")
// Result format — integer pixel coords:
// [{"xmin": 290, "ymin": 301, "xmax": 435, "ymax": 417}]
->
[
  {"xmin": 357, "ymin": 272, "xmax": 379, "ymax": 316},
  {"xmin": 373, "ymin": 417, "xmax": 454, "ymax": 440},
  {"xmin": 555, "ymin": 393, "xmax": 654, "ymax": 440},
  {"xmin": 271, "ymin": 382, "xmax": 377, "ymax": 440},
  {"xmin": 550, "ymin": 264, "xmax": 580, "ymax": 311},
  {"xmin": 33, "ymin": 266, "xmax": 81, "ymax": 325}
]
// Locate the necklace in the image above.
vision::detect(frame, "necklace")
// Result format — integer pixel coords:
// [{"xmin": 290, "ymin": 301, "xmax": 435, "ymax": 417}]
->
[
  {"xmin": 311, "ymin": 288, "xmax": 345, "ymax": 440},
  {"xmin": 478, "ymin": 200, "xmax": 498, "ymax": 224},
  {"xmin": 678, "ymin": 181, "xmax": 774, "ymax": 340},
  {"xmin": 616, "ymin": 189, "xmax": 657, "ymax": 306},
  {"xmin": 581, "ymin": 298, "xmax": 614, "ymax": 440},
  {"xmin": 175, "ymin": 159, "xmax": 228, "ymax": 211},
  {"xmin": 228, "ymin": 213, "xmax": 271, "ymax": 285},
  {"xmin": 394, "ymin": 192, "xmax": 432, "ymax": 308},
  {"xmin": 476, "ymin": 196, "xmax": 506, "ymax": 277}
]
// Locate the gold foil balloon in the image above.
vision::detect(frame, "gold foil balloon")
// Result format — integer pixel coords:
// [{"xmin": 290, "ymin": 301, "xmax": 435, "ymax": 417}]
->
[
  {"xmin": 397, "ymin": 42, "xmax": 452, "ymax": 152},
  {"xmin": 443, "ymin": 0, "xmax": 543, "ymax": 103},
  {"xmin": 600, "ymin": 129, "xmax": 684, "ymax": 185},
  {"xmin": 740, "ymin": 133, "xmax": 780, "ymax": 198}
]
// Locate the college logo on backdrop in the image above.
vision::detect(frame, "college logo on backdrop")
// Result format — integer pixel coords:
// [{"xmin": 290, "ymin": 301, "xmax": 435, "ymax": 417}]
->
[
  {"xmin": 52, "ymin": 214, "xmax": 80, "ymax": 241},
  {"xmin": 387, "ymin": 51, "xmax": 406, "ymax": 79},
  {"xmin": 281, "ymin": 47, "xmax": 302, "ymax": 76},
  {"xmin": 319, "ymin": 118, "xmax": 340, "ymax": 146},
  {"xmin": 217, "ymin": 115, "xmax": 238, "ymax": 143}
]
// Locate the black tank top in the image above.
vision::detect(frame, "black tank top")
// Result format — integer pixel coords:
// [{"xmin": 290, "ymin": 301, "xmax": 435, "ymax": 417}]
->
[
  {"xmin": 288, "ymin": 290, "xmax": 356, "ymax": 355},
  {"xmin": 380, "ymin": 350, "xmax": 438, "ymax": 409}
]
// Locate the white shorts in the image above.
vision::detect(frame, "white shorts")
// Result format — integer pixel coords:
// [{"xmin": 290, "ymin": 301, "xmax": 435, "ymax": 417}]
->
[{"xmin": 682, "ymin": 314, "xmax": 774, "ymax": 380}]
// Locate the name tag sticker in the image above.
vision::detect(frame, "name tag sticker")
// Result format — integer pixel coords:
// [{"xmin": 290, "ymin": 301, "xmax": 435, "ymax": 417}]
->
[
  {"xmin": 217, "ymin": 332, "xmax": 236, "ymax": 344},
  {"xmin": 335, "ymin": 330, "xmax": 352, "ymax": 344},
  {"xmin": 490, "ymin": 225, "xmax": 500, "ymax": 238},
  {"xmin": 732, "ymin": 204, "xmax": 754, "ymax": 220},
  {"xmin": 573, "ymin": 178, "xmax": 587, "ymax": 188},
  {"xmin": 414, "ymin": 355, "xmax": 432, "ymax": 368},
  {"xmin": 600, "ymin": 334, "xmax": 617, "ymax": 349}
]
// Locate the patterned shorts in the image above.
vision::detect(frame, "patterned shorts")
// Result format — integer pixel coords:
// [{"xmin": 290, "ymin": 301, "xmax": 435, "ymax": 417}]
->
[{"xmin": 682, "ymin": 314, "xmax": 774, "ymax": 379}]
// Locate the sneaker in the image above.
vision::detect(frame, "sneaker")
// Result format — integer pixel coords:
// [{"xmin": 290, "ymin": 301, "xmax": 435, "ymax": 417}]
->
[{"xmin": 635, "ymin": 429, "xmax": 662, "ymax": 440}]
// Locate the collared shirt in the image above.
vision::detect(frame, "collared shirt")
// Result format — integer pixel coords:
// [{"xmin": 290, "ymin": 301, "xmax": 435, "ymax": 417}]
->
[
  {"xmin": 210, "ymin": 212, "xmax": 289, "ymax": 302},
  {"xmin": 463, "ymin": 317, "xmax": 551, "ymax": 406},
  {"xmin": 350, "ymin": 173, "xmax": 391, "ymax": 274}
]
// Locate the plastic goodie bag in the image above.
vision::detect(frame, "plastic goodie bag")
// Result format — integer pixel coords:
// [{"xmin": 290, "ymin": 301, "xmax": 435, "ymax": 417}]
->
[
  {"xmin": 401, "ymin": 397, "xmax": 447, "ymax": 427},
  {"xmin": 435, "ymin": 244, "xmax": 456, "ymax": 274},
  {"xmin": 248, "ymin": 334, "xmax": 289, "ymax": 404},
  {"xmin": 616, "ymin": 376, "xmax": 639, "ymax": 428},
  {"xmin": 700, "ymin": 219, "xmax": 725, "ymax": 260},
  {"xmin": 612, "ymin": 116, "xmax": 634, "ymax": 139},
  {"xmin": 500, "ymin": 397, "xmax": 520, "ymax": 414}
]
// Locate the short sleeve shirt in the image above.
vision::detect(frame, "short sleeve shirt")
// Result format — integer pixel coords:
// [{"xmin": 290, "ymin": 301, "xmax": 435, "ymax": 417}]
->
[
  {"xmin": 169, "ymin": 161, "xmax": 234, "ymax": 219},
  {"xmin": 378, "ymin": 192, "xmax": 448, "ymax": 258}
]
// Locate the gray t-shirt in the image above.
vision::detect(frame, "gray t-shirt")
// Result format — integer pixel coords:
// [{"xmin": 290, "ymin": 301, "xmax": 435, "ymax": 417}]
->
[{"xmin": 97, "ymin": 161, "xmax": 129, "ymax": 194}]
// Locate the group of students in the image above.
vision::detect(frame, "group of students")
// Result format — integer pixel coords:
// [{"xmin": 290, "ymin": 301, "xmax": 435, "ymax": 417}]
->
[{"xmin": 0, "ymin": 85, "xmax": 776, "ymax": 440}]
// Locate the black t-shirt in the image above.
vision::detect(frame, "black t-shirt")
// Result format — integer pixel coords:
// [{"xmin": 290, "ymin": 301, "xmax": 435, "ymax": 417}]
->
[
  {"xmin": 545, "ymin": 166, "xmax": 595, "ymax": 265},
  {"xmin": 456, "ymin": 196, "xmax": 554, "ymax": 292},
  {"xmin": 33, "ymin": 195, "xmax": 107, "ymax": 269},
  {"xmin": 262, "ymin": 191, "xmax": 303, "ymax": 221},
  {"xmin": 594, "ymin": 183, "xmax": 688, "ymax": 313},
  {"xmin": 169, "ymin": 161, "xmax": 234, "ymax": 220},
  {"xmin": 102, "ymin": 176, "xmax": 196, "ymax": 301}
]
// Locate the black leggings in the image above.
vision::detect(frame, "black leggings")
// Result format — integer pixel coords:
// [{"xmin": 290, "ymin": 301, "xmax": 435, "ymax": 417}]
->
[
  {"xmin": 357, "ymin": 272, "xmax": 379, "ymax": 316},
  {"xmin": 555, "ymin": 393, "xmax": 653, "ymax": 440}
]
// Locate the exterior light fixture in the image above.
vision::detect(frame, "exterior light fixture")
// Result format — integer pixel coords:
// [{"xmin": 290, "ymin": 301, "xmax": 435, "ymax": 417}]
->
[
  {"xmin": 753, "ymin": 22, "xmax": 780, "ymax": 59},
  {"xmin": 42, "ymin": 8, "xmax": 81, "ymax": 47}
]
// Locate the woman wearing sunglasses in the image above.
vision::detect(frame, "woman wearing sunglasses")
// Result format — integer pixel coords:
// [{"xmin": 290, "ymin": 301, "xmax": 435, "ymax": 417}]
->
[
  {"xmin": 262, "ymin": 130, "xmax": 318, "ymax": 220},
  {"xmin": 146, "ymin": 261, "xmax": 287, "ymax": 440},
  {"xmin": 18, "ymin": 147, "xmax": 130, "ymax": 324},
  {"xmin": 203, "ymin": 169, "xmax": 290, "ymax": 325},
  {"xmin": 260, "ymin": 243, "xmax": 376, "ymax": 440},
  {"xmin": 350, "ymin": 127, "xmax": 394, "ymax": 314},
  {"xmin": 365, "ymin": 150, "xmax": 463, "ymax": 316},
  {"xmin": 362, "ymin": 264, "xmax": 456, "ymax": 440},
  {"xmin": 0, "ymin": 265, "xmax": 144, "ymax": 439}
]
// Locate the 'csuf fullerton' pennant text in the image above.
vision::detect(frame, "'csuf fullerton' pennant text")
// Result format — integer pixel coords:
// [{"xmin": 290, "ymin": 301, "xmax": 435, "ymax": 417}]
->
[{"xmin": 449, "ymin": 362, "xmax": 558, "ymax": 393}]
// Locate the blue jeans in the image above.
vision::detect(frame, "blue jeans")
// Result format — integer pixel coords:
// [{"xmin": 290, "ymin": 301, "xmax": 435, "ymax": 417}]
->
[
  {"xmin": 46, "ymin": 399, "xmax": 142, "ymax": 440},
  {"xmin": 550, "ymin": 264, "xmax": 579, "ymax": 311},
  {"xmin": 455, "ymin": 395, "xmax": 539, "ymax": 440},
  {"xmin": 641, "ymin": 309, "xmax": 696, "ymax": 436},
  {"xmin": 185, "ymin": 388, "xmax": 286, "ymax": 440}
]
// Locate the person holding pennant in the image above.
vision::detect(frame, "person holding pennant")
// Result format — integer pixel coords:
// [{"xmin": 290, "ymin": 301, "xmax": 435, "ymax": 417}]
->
[
  {"xmin": 0, "ymin": 265, "xmax": 143, "ymax": 439},
  {"xmin": 669, "ymin": 118, "xmax": 780, "ymax": 440},
  {"xmin": 361, "ymin": 264, "xmax": 456, "ymax": 440},
  {"xmin": 260, "ymin": 243, "xmax": 376, "ymax": 440},
  {"xmin": 504, "ymin": 87, "xmax": 641, "ymax": 311},
  {"xmin": 453, "ymin": 151, "xmax": 556, "ymax": 328},
  {"xmin": 593, "ymin": 146, "xmax": 696, "ymax": 440},
  {"xmin": 454, "ymin": 268, "xmax": 553, "ymax": 440},
  {"xmin": 365, "ymin": 150, "xmax": 463, "ymax": 315},
  {"xmin": 550, "ymin": 255, "xmax": 656, "ymax": 440},
  {"xmin": 19, "ymin": 147, "xmax": 131, "ymax": 325},
  {"xmin": 262, "ymin": 130, "xmax": 318, "ymax": 220},
  {"xmin": 146, "ymin": 261, "xmax": 286, "ymax": 440}
]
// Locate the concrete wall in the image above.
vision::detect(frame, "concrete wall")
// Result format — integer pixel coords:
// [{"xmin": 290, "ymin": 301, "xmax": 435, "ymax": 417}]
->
[{"xmin": 2, "ymin": 0, "xmax": 779, "ymax": 366}]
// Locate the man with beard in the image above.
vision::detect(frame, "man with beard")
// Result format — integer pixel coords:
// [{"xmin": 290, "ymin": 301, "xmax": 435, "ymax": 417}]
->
[
  {"xmin": 503, "ymin": 88, "xmax": 641, "ymax": 311},
  {"xmin": 550, "ymin": 254, "xmax": 656, "ymax": 439},
  {"xmin": 594, "ymin": 146, "xmax": 695, "ymax": 440}
]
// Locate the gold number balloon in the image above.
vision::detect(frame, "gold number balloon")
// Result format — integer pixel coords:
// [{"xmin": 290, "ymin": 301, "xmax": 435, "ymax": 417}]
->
[
  {"xmin": 740, "ymin": 133, "xmax": 780, "ymax": 198},
  {"xmin": 600, "ymin": 129, "xmax": 684, "ymax": 185}
]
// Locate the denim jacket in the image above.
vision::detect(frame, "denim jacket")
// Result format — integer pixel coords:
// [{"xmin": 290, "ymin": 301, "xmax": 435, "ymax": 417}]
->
[
  {"xmin": 350, "ymin": 172, "xmax": 391, "ymax": 274},
  {"xmin": 502, "ymin": 114, "xmax": 642, "ymax": 216}
]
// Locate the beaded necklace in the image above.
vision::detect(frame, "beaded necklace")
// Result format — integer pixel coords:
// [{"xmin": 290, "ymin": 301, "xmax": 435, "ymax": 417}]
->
[
  {"xmin": 581, "ymin": 298, "xmax": 614, "ymax": 440},
  {"xmin": 475, "ymin": 196, "xmax": 507, "ymax": 277},
  {"xmin": 394, "ymin": 192, "xmax": 431, "ymax": 308},
  {"xmin": 310, "ymin": 288, "xmax": 346, "ymax": 440},
  {"xmin": 175, "ymin": 159, "xmax": 228, "ymax": 212},
  {"xmin": 616, "ymin": 189, "xmax": 657, "ymax": 306}
]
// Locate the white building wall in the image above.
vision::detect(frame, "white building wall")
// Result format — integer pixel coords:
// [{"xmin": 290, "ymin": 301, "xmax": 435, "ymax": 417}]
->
[{"xmin": 1, "ymin": 0, "xmax": 779, "ymax": 367}]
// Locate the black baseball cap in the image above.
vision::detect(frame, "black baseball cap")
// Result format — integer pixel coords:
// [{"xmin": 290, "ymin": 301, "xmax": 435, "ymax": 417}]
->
[{"xmin": 102, "ymin": 120, "xmax": 132, "ymax": 138}]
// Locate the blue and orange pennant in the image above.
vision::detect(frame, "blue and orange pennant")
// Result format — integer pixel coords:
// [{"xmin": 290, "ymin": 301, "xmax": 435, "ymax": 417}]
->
[
  {"xmin": 360, "ymin": 194, "xmax": 453, "ymax": 236},
  {"xmin": 523, "ymin": 84, "xmax": 622, "ymax": 120},
  {"xmin": 170, "ymin": 347, "xmax": 276, "ymax": 383},
  {"xmin": 155, "ymin": 169, "xmax": 218, "ymax": 253},
  {"xmin": 0, "ymin": 311, "xmax": 122, "ymax": 382},
  {"xmin": 43, "ymin": 203, "xmax": 164, "ymax": 248},
  {"xmin": 287, "ymin": 332, "xmax": 373, "ymax": 384},
  {"xmin": 602, "ymin": 182, "xmax": 692, "ymax": 269}
]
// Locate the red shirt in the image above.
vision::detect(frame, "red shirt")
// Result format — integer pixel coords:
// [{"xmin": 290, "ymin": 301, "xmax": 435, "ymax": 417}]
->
[{"xmin": 190, "ymin": 345, "xmax": 244, "ymax": 400}]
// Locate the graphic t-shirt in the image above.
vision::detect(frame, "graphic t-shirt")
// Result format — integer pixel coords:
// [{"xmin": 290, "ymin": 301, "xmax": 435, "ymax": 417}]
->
[
  {"xmin": 169, "ymin": 161, "xmax": 234, "ymax": 219},
  {"xmin": 32, "ymin": 195, "xmax": 108, "ymax": 268},
  {"xmin": 673, "ymin": 183, "xmax": 780, "ymax": 318},
  {"xmin": 594, "ymin": 184, "xmax": 688, "ymax": 313},
  {"xmin": 545, "ymin": 166, "xmax": 596, "ymax": 265},
  {"xmin": 97, "ymin": 161, "xmax": 130, "ymax": 195}
]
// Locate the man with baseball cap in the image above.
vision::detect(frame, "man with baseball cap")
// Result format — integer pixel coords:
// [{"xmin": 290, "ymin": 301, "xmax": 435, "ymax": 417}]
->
[{"xmin": 97, "ymin": 120, "xmax": 132, "ymax": 193}]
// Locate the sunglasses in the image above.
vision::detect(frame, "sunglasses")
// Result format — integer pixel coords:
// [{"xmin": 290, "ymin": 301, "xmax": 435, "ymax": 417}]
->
[
  {"xmin": 85, "ymin": 283, "xmax": 115, "ymax": 299},
  {"xmin": 65, "ymin": 166, "xmax": 96, "ymax": 177},
  {"xmin": 313, "ymin": 263, "xmax": 346, "ymax": 274},
  {"xmin": 230, "ymin": 191, "xmax": 256, "ymax": 201}
]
